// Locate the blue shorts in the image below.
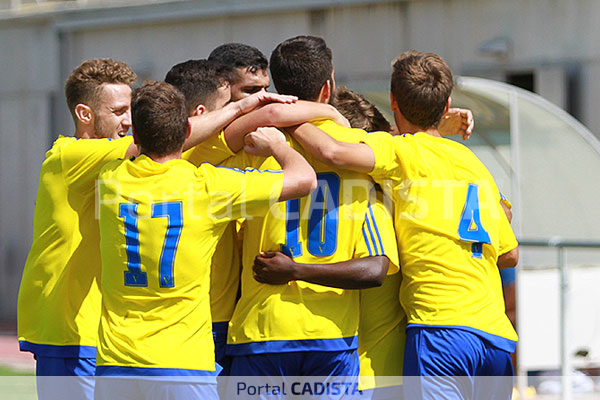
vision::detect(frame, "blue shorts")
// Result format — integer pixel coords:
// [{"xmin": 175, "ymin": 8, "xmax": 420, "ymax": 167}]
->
[
  {"xmin": 36, "ymin": 356, "xmax": 96, "ymax": 400},
  {"xmin": 230, "ymin": 349, "xmax": 360, "ymax": 377},
  {"xmin": 36, "ymin": 355, "xmax": 96, "ymax": 376},
  {"xmin": 213, "ymin": 321, "xmax": 231, "ymax": 376},
  {"xmin": 403, "ymin": 327, "xmax": 513, "ymax": 400}
]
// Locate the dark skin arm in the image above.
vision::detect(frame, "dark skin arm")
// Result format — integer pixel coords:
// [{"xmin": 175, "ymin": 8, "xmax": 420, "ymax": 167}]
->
[
  {"xmin": 497, "ymin": 197, "xmax": 519, "ymax": 268},
  {"xmin": 253, "ymin": 251, "xmax": 390, "ymax": 289}
]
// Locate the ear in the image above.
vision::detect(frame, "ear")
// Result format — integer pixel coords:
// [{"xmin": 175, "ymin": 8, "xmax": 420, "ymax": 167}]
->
[
  {"xmin": 192, "ymin": 104, "xmax": 208, "ymax": 116},
  {"xmin": 318, "ymin": 80, "xmax": 332, "ymax": 103},
  {"xmin": 186, "ymin": 120, "xmax": 192, "ymax": 140},
  {"xmin": 444, "ymin": 97, "xmax": 452, "ymax": 114},
  {"xmin": 74, "ymin": 104, "xmax": 93, "ymax": 125},
  {"xmin": 390, "ymin": 92, "xmax": 398, "ymax": 112}
]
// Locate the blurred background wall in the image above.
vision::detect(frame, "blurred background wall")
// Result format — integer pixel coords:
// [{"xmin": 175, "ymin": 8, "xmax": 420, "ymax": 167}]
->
[{"xmin": 0, "ymin": 0, "xmax": 597, "ymax": 324}]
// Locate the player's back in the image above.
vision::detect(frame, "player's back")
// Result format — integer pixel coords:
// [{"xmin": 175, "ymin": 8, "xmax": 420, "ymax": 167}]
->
[
  {"xmin": 364, "ymin": 131, "xmax": 518, "ymax": 351},
  {"xmin": 96, "ymin": 154, "xmax": 283, "ymax": 374},
  {"xmin": 227, "ymin": 120, "xmax": 386, "ymax": 355}
]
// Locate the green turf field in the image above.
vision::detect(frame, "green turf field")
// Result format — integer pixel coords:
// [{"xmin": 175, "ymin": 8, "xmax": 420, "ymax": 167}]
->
[
  {"xmin": 0, "ymin": 366, "xmax": 36, "ymax": 400},
  {"xmin": 0, "ymin": 366, "xmax": 33, "ymax": 376}
]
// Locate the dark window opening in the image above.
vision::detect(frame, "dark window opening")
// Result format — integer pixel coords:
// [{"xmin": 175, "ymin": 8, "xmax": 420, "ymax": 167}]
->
[{"xmin": 506, "ymin": 72, "xmax": 535, "ymax": 93}]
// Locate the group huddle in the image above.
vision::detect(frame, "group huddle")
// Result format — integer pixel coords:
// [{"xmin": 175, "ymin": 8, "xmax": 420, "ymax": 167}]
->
[{"xmin": 17, "ymin": 35, "xmax": 519, "ymax": 400}]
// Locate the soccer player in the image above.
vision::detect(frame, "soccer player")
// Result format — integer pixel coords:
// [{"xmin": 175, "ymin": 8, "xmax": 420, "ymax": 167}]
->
[
  {"xmin": 287, "ymin": 51, "xmax": 519, "ymax": 400},
  {"xmin": 218, "ymin": 36, "xmax": 399, "ymax": 388},
  {"xmin": 17, "ymin": 58, "xmax": 138, "ymax": 400},
  {"xmin": 94, "ymin": 81, "xmax": 316, "ymax": 400},
  {"xmin": 255, "ymin": 86, "xmax": 405, "ymax": 399},
  {"xmin": 209, "ymin": 43, "xmax": 270, "ymax": 99},
  {"xmin": 165, "ymin": 59, "xmax": 347, "ymax": 379},
  {"xmin": 17, "ymin": 57, "xmax": 298, "ymax": 400},
  {"xmin": 165, "ymin": 58, "xmax": 240, "ymax": 380}
]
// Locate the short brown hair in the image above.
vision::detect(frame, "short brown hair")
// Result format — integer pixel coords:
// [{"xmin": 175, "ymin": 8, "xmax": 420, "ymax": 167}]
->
[
  {"xmin": 332, "ymin": 86, "xmax": 391, "ymax": 132},
  {"xmin": 131, "ymin": 81, "xmax": 188, "ymax": 157},
  {"xmin": 391, "ymin": 51, "xmax": 453, "ymax": 129},
  {"xmin": 65, "ymin": 58, "xmax": 136, "ymax": 117}
]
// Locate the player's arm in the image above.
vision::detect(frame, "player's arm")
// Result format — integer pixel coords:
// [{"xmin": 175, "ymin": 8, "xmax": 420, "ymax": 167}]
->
[
  {"xmin": 184, "ymin": 91, "xmax": 297, "ymax": 151},
  {"xmin": 286, "ymin": 122, "xmax": 376, "ymax": 173},
  {"xmin": 222, "ymin": 101, "xmax": 349, "ymax": 153},
  {"xmin": 253, "ymin": 252, "xmax": 390, "ymax": 289},
  {"xmin": 497, "ymin": 194, "xmax": 518, "ymax": 268},
  {"xmin": 122, "ymin": 93, "xmax": 299, "ymax": 160},
  {"xmin": 245, "ymin": 127, "xmax": 317, "ymax": 201},
  {"xmin": 497, "ymin": 247, "xmax": 519, "ymax": 268}
]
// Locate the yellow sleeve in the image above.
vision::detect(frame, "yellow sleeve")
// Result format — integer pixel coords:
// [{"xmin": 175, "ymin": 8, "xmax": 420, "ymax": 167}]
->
[
  {"xmin": 361, "ymin": 131, "xmax": 409, "ymax": 181},
  {"xmin": 182, "ymin": 131, "xmax": 235, "ymax": 166},
  {"xmin": 312, "ymin": 120, "xmax": 368, "ymax": 143},
  {"xmin": 62, "ymin": 136, "xmax": 133, "ymax": 193},
  {"xmin": 200, "ymin": 164, "xmax": 284, "ymax": 220},
  {"xmin": 499, "ymin": 192, "xmax": 512, "ymax": 210},
  {"xmin": 219, "ymin": 151, "xmax": 266, "ymax": 170},
  {"xmin": 354, "ymin": 193, "xmax": 400, "ymax": 274}
]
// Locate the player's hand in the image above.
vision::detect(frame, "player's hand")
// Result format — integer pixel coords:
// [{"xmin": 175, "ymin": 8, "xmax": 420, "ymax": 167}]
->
[
  {"xmin": 244, "ymin": 127, "xmax": 287, "ymax": 157},
  {"xmin": 438, "ymin": 108, "xmax": 474, "ymax": 141},
  {"xmin": 253, "ymin": 251, "xmax": 297, "ymax": 285},
  {"xmin": 331, "ymin": 108, "xmax": 351, "ymax": 128},
  {"xmin": 235, "ymin": 91, "xmax": 298, "ymax": 115}
]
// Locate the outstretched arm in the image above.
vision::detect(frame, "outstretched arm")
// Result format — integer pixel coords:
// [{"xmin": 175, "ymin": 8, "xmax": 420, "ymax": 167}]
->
[
  {"xmin": 184, "ymin": 91, "xmax": 297, "ymax": 152},
  {"xmin": 222, "ymin": 101, "xmax": 349, "ymax": 153},
  {"xmin": 287, "ymin": 122, "xmax": 376, "ymax": 173},
  {"xmin": 253, "ymin": 252, "xmax": 390, "ymax": 289}
]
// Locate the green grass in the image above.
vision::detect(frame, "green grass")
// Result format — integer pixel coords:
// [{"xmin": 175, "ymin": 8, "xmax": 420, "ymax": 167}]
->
[
  {"xmin": 0, "ymin": 367, "xmax": 36, "ymax": 400},
  {"xmin": 0, "ymin": 366, "xmax": 33, "ymax": 376}
]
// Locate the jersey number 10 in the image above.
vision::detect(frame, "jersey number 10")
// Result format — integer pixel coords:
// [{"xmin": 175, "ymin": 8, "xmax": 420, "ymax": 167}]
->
[{"xmin": 281, "ymin": 173, "xmax": 340, "ymax": 258}]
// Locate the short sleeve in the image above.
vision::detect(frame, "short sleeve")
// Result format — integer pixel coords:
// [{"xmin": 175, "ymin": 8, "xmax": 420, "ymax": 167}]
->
[
  {"xmin": 312, "ymin": 120, "xmax": 368, "ymax": 143},
  {"xmin": 62, "ymin": 136, "xmax": 133, "ymax": 193},
  {"xmin": 361, "ymin": 131, "xmax": 410, "ymax": 182},
  {"xmin": 219, "ymin": 150, "xmax": 266, "ymax": 170},
  {"xmin": 499, "ymin": 192, "xmax": 512, "ymax": 210},
  {"xmin": 182, "ymin": 131, "xmax": 235, "ymax": 166},
  {"xmin": 200, "ymin": 164, "xmax": 284, "ymax": 221},
  {"xmin": 354, "ymin": 193, "xmax": 400, "ymax": 274}
]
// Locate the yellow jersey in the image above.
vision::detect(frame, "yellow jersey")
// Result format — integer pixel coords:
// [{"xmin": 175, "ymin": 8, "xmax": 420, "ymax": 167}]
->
[
  {"xmin": 362, "ymin": 131, "xmax": 519, "ymax": 352},
  {"xmin": 182, "ymin": 132, "xmax": 242, "ymax": 325},
  {"xmin": 18, "ymin": 136, "xmax": 132, "ymax": 357},
  {"xmin": 224, "ymin": 121, "xmax": 399, "ymax": 355},
  {"xmin": 95, "ymin": 155, "xmax": 283, "ymax": 378},
  {"xmin": 357, "ymin": 193, "xmax": 405, "ymax": 390}
]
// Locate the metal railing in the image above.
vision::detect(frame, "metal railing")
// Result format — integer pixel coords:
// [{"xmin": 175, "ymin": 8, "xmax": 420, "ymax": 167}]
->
[{"xmin": 517, "ymin": 239, "xmax": 600, "ymax": 400}]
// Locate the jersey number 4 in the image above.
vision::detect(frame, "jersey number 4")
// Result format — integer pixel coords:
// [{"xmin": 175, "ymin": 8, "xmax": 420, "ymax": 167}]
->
[
  {"xmin": 458, "ymin": 183, "xmax": 491, "ymax": 258},
  {"xmin": 119, "ymin": 201, "xmax": 183, "ymax": 288}
]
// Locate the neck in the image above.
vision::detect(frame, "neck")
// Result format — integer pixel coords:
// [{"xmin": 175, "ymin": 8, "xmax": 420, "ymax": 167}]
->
[
  {"xmin": 74, "ymin": 126, "xmax": 96, "ymax": 139},
  {"xmin": 141, "ymin": 150, "xmax": 182, "ymax": 163},
  {"xmin": 398, "ymin": 120, "xmax": 442, "ymax": 138},
  {"xmin": 423, "ymin": 127, "xmax": 442, "ymax": 138}
]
